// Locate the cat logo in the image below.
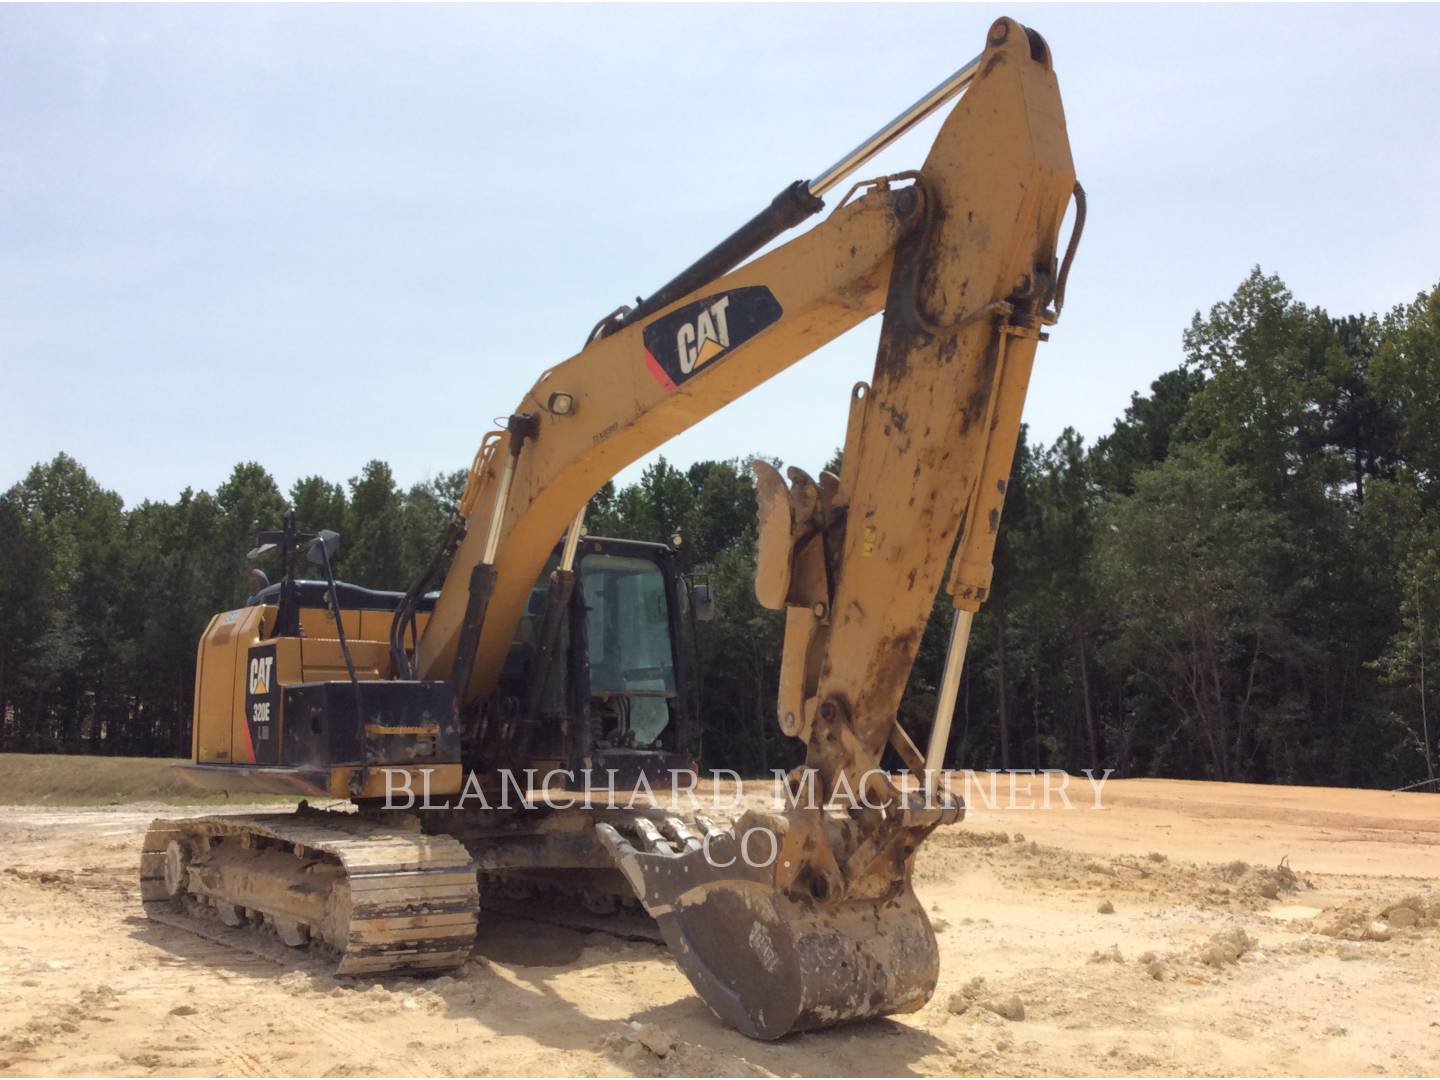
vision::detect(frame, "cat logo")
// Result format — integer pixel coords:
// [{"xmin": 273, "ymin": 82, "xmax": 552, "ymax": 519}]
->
[
  {"xmin": 248, "ymin": 654, "xmax": 274, "ymax": 696},
  {"xmin": 676, "ymin": 296, "xmax": 732, "ymax": 375},
  {"xmin": 243, "ymin": 643, "xmax": 281, "ymax": 765},
  {"xmin": 642, "ymin": 286, "xmax": 783, "ymax": 391}
]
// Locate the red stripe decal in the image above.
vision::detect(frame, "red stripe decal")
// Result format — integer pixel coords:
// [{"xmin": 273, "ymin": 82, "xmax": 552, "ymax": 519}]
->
[
  {"xmin": 240, "ymin": 711, "xmax": 256, "ymax": 764},
  {"xmin": 644, "ymin": 347, "xmax": 677, "ymax": 392}
]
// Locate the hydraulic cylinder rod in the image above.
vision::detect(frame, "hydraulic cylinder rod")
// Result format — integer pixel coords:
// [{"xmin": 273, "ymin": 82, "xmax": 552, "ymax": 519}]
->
[
  {"xmin": 807, "ymin": 52, "xmax": 982, "ymax": 198},
  {"xmin": 559, "ymin": 506, "xmax": 585, "ymax": 571},
  {"xmin": 618, "ymin": 52, "xmax": 983, "ymax": 329},
  {"xmin": 924, "ymin": 608, "xmax": 975, "ymax": 799}
]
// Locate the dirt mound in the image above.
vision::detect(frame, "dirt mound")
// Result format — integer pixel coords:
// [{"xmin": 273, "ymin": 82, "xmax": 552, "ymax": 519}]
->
[
  {"xmin": 1214, "ymin": 857, "xmax": 1307, "ymax": 899},
  {"xmin": 937, "ymin": 835, "xmax": 1312, "ymax": 915},
  {"xmin": 1199, "ymin": 924, "xmax": 1257, "ymax": 966},
  {"xmin": 597, "ymin": 1022, "xmax": 760, "ymax": 1077},
  {"xmin": 1314, "ymin": 891, "xmax": 1439, "ymax": 940},
  {"xmin": 928, "ymin": 827, "xmax": 1015, "ymax": 849},
  {"xmin": 945, "ymin": 976, "xmax": 1025, "ymax": 1022}
]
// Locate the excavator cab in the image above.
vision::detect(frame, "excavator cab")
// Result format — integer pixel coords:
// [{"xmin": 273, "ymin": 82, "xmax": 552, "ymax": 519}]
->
[{"xmin": 489, "ymin": 536, "xmax": 697, "ymax": 782}]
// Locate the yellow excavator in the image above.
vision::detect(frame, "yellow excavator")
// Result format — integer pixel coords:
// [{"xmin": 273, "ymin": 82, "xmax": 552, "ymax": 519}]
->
[{"xmin": 140, "ymin": 17, "xmax": 1082, "ymax": 1040}]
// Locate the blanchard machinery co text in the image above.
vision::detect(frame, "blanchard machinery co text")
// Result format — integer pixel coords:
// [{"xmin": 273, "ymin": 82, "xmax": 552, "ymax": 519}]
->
[{"xmin": 381, "ymin": 766, "xmax": 1117, "ymax": 814}]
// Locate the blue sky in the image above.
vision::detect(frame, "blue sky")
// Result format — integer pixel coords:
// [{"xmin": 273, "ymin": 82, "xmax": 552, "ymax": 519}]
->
[{"xmin": 3, "ymin": 4, "xmax": 1438, "ymax": 508}]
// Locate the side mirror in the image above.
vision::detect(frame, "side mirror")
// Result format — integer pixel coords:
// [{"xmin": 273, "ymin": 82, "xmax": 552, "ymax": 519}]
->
[
  {"xmin": 691, "ymin": 582, "xmax": 715, "ymax": 623},
  {"xmin": 306, "ymin": 529, "xmax": 341, "ymax": 567},
  {"xmin": 247, "ymin": 528, "xmax": 287, "ymax": 561}
]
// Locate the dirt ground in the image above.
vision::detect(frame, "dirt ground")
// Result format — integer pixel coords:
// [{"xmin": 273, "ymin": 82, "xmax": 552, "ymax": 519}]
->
[{"xmin": 0, "ymin": 776, "xmax": 1437, "ymax": 1077}]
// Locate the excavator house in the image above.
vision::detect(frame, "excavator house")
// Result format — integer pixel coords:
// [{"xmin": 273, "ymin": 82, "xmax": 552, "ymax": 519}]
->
[{"xmin": 141, "ymin": 17, "xmax": 1083, "ymax": 1041}]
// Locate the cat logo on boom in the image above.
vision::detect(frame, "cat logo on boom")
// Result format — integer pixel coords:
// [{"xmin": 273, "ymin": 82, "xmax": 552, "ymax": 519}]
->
[
  {"xmin": 676, "ymin": 296, "xmax": 732, "ymax": 375},
  {"xmin": 642, "ymin": 286, "xmax": 783, "ymax": 391}
]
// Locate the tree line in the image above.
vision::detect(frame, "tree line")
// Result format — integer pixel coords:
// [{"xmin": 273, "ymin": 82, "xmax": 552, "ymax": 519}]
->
[
  {"xmin": 2, "ymin": 269, "xmax": 1437, "ymax": 789},
  {"xmin": 0, "ymin": 457, "xmax": 466, "ymax": 758}
]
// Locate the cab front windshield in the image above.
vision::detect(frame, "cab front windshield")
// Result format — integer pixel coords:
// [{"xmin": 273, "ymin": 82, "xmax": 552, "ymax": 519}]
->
[{"xmin": 582, "ymin": 553, "xmax": 677, "ymax": 699}]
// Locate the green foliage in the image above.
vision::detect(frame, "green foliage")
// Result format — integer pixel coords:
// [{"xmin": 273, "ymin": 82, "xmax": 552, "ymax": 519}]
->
[
  {"xmin": 1373, "ymin": 285, "xmax": 1440, "ymax": 499},
  {"xmin": 343, "ymin": 460, "xmax": 405, "ymax": 588},
  {"xmin": 0, "ymin": 455, "xmax": 466, "ymax": 756},
  {"xmin": 1374, "ymin": 514, "xmax": 1440, "ymax": 782},
  {"xmin": 1091, "ymin": 367, "xmax": 1205, "ymax": 496},
  {"xmin": 687, "ymin": 534, "xmax": 789, "ymax": 775},
  {"xmin": 1091, "ymin": 445, "xmax": 1289, "ymax": 779},
  {"xmin": 290, "ymin": 475, "xmax": 346, "ymax": 536}
]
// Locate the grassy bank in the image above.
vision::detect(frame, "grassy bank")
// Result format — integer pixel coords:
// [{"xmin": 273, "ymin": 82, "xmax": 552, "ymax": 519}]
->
[{"xmin": 0, "ymin": 752, "xmax": 298, "ymax": 805}]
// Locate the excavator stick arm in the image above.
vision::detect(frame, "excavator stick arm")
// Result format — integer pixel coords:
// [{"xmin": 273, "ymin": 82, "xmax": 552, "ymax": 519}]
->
[{"xmin": 795, "ymin": 18, "xmax": 1076, "ymax": 800}]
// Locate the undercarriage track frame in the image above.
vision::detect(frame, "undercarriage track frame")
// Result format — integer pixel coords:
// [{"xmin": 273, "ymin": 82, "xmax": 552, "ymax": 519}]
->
[{"xmin": 140, "ymin": 807, "xmax": 479, "ymax": 977}]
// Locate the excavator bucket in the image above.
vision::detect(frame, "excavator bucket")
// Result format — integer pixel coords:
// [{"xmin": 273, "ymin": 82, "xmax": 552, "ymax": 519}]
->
[{"xmin": 597, "ymin": 810, "xmax": 941, "ymax": 1040}]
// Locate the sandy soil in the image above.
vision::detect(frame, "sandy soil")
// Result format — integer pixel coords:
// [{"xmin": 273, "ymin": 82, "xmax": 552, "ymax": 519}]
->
[{"xmin": 0, "ymin": 777, "xmax": 1437, "ymax": 1077}]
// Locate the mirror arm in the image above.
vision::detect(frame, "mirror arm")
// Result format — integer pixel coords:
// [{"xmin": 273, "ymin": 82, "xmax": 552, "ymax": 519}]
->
[{"xmin": 316, "ymin": 541, "xmax": 365, "ymax": 727}]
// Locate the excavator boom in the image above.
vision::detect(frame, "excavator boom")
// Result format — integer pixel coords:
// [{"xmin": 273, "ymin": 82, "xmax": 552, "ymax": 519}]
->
[{"xmin": 417, "ymin": 22, "xmax": 1076, "ymax": 747}]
